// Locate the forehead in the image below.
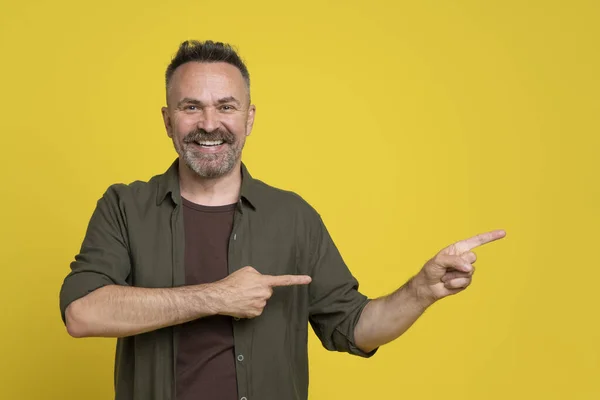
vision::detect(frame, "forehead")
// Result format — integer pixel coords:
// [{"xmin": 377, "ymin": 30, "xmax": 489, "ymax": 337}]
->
[{"xmin": 167, "ymin": 62, "xmax": 247, "ymax": 103}]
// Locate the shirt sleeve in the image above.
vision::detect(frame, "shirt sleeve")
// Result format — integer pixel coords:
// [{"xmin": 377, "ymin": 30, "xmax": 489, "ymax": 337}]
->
[
  {"xmin": 307, "ymin": 213, "xmax": 378, "ymax": 358},
  {"xmin": 59, "ymin": 185, "xmax": 131, "ymax": 324}
]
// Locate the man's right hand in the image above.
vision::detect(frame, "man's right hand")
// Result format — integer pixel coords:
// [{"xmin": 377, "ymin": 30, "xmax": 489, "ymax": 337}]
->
[
  {"xmin": 63, "ymin": 266, "xmax": 311, "ymax": 338},
  {"xmin": 211, "ymin": 266, "xmax": 312, "ymax": 319}
]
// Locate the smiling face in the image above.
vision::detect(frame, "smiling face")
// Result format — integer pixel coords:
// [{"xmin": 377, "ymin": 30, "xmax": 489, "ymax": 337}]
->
[{"xmin": 161, "ymin": 61, "xmax": 255, "ymax": 179}]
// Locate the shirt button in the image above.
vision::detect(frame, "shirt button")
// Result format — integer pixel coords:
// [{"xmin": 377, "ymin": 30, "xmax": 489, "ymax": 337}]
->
[
  {"xmin": 234, "ymin": 317, "xmax": 240, "ymax": 321},
  {"xmin": 240, "ymin": 397, "xmax": 247, "ymax": 400},
  {"xmin": 237, "ymin": 354, "xmax": 244, "ymax": 362}
]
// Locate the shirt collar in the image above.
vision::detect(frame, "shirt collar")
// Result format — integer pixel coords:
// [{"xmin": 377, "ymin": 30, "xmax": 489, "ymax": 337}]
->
[{"xmin": 156, "ymin": 158, "xmax": 258, "ymax": 210}]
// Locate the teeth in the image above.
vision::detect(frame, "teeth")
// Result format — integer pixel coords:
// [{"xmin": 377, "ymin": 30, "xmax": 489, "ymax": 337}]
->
[{"xmin": 196, "ymin": 140, "xmax": 224, "ymax": 146}]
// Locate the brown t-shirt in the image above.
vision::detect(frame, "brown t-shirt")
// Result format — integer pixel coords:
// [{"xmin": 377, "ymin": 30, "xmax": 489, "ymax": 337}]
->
[{"xmin": 176, "ymin": 197, "xmax": 238, "ymax": 400}]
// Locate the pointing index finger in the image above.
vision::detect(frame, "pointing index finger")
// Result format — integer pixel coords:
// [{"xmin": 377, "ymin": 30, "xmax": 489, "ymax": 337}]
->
[
  {"xmin": 265, "ymin": 274, "xmax": 312, "ymax": 287},
  {"xmin": 453, "ymin": 229, "xmax": 506, "ymax": 253}
]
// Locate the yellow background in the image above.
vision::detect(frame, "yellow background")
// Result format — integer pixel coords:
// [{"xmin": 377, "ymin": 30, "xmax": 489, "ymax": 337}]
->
[{"xmin": 1, "ymin": 0, "xmax": 598, "ymax": 399}]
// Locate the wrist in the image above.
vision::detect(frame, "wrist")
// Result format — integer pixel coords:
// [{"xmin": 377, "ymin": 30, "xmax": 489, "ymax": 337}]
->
[
  {"xmin": 408, "ymin": 274, "xmax": 436, "ymax": 310},
  {"xmin": 192, "ymin": 283, "xmax": 223, "ymax": 316}
]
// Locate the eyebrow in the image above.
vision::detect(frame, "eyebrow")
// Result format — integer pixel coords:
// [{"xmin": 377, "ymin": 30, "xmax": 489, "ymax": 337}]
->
[
  {"xmin": 177, "ymin": 96, "xmax": 242, "ymax": 108},
  {"xmin": 216, "ymin": 96, "xmax": 241, "ymax": 106}
]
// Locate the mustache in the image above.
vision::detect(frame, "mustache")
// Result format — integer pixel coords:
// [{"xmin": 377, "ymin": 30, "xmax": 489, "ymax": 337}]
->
[{"xmin": 183, "ymin": 128, "xmax": 236, "ymax": 144}]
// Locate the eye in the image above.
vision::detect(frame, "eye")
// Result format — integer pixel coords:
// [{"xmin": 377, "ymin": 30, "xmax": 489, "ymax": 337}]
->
[
  {"xmin": 184, "ymin": 105, "xmax": 198, "ymax": 111},
  {"xmin": 219, "ymin": 104, "xmax": 236, "ymax": 112}
]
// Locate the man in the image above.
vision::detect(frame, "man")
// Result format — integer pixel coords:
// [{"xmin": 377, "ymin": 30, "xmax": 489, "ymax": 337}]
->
[{"xmin": 59, "ymin": 40, "xmax": 505, "ymax": 400}]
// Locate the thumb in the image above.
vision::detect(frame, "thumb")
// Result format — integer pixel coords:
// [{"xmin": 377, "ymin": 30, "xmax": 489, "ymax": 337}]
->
[{"xmin": 432, "ymin": 254, "xmax": 473, "ymax": 273}]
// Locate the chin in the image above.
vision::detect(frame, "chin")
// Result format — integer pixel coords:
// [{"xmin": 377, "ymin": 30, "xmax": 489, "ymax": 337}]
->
[{"xmin": 188, "ymin": 159, "xmax": 235, "ymax": 179}]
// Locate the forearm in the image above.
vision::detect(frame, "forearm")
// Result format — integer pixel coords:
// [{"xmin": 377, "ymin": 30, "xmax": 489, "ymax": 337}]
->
[
  {"xmin": 354, "ymin": 275, "xmax": 434, "ymax": 353},
  {"xmin": 65, "ymin": 284, "xmax": 222, "ymax": 338}
]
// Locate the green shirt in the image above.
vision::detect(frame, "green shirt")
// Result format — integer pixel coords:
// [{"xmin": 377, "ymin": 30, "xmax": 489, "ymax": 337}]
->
[{"xmin": 59, "ymin": 159, "xmax": 376, "ymax": 400}]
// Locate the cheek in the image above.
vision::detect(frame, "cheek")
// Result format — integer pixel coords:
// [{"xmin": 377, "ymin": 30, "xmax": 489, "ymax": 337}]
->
[
  {"xmin": 172, "ymin": 118, "xmax": 196, "ymax": 137},
  {"xmin": 222, "ymin": 115, "xmax": 248, "ymax": 134}
]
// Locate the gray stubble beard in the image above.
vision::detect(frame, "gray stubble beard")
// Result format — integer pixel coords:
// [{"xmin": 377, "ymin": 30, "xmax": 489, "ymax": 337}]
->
[{"xmin": 177, "ymin": 137, "xmax": 245, "ymax": 179}]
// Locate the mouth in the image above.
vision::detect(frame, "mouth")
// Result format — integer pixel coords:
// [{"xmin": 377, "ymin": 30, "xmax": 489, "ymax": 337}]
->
[
  {"xmin": 194, "ymin": 139, "xmax": 225, "ymax": 148},
  {"xmin": 187, "ymin": 138, "xmax": 230, "ymax": 155}
]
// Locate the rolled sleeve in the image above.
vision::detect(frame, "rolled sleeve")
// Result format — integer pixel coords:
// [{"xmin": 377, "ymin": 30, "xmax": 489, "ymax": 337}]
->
[
  {"xmin": 59, "ymin": 185, "xmax": 131, "ymax": 323},
  {"xmin": 307, "ymin": 214, "xmax": 377, "ymax": 358}
]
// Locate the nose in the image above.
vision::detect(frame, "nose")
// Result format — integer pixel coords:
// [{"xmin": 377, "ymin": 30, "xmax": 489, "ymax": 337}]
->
[{"xmin": 197, "ymin": 107, "xmax": 219, "ymax": 132}]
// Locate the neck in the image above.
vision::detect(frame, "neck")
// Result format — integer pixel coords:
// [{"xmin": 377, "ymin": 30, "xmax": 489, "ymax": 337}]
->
[{"xmin": 178, "ymin": 160, "xmax": 242, "ymax": 206}]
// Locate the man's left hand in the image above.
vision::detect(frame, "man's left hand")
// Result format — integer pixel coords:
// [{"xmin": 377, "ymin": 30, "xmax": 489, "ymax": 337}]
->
[{"xmin": 412, "ymin": 230, "xmax": 507, "ymax": 307}]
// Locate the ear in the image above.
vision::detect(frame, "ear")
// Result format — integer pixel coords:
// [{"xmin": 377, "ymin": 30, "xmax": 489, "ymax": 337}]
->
[
  {"xmin": 161, "ymin": 106, "xmax": 173, "ymax": 138},
  {"xmin": 245, "ymin": 104, "xmax": 256, "ymax": 136}
]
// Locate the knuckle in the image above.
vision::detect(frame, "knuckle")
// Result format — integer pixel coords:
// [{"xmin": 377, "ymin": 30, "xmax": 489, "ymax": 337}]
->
[
  {"xmin": 451, "ymin": 278, "xmax": 469, "ymax": 289},
  {"xmin": 464, "ymin": 251, "xmax": 477, "ymax": 264},
  {"xmin": 240, "ymin": 266, "xmax": 257, "ymax": 275}
]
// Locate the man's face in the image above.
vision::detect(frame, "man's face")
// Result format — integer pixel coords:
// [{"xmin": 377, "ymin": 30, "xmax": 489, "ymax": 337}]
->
[{"xmin": 162, "ymin": 62, "xmax": 255, "ymax": 179}]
